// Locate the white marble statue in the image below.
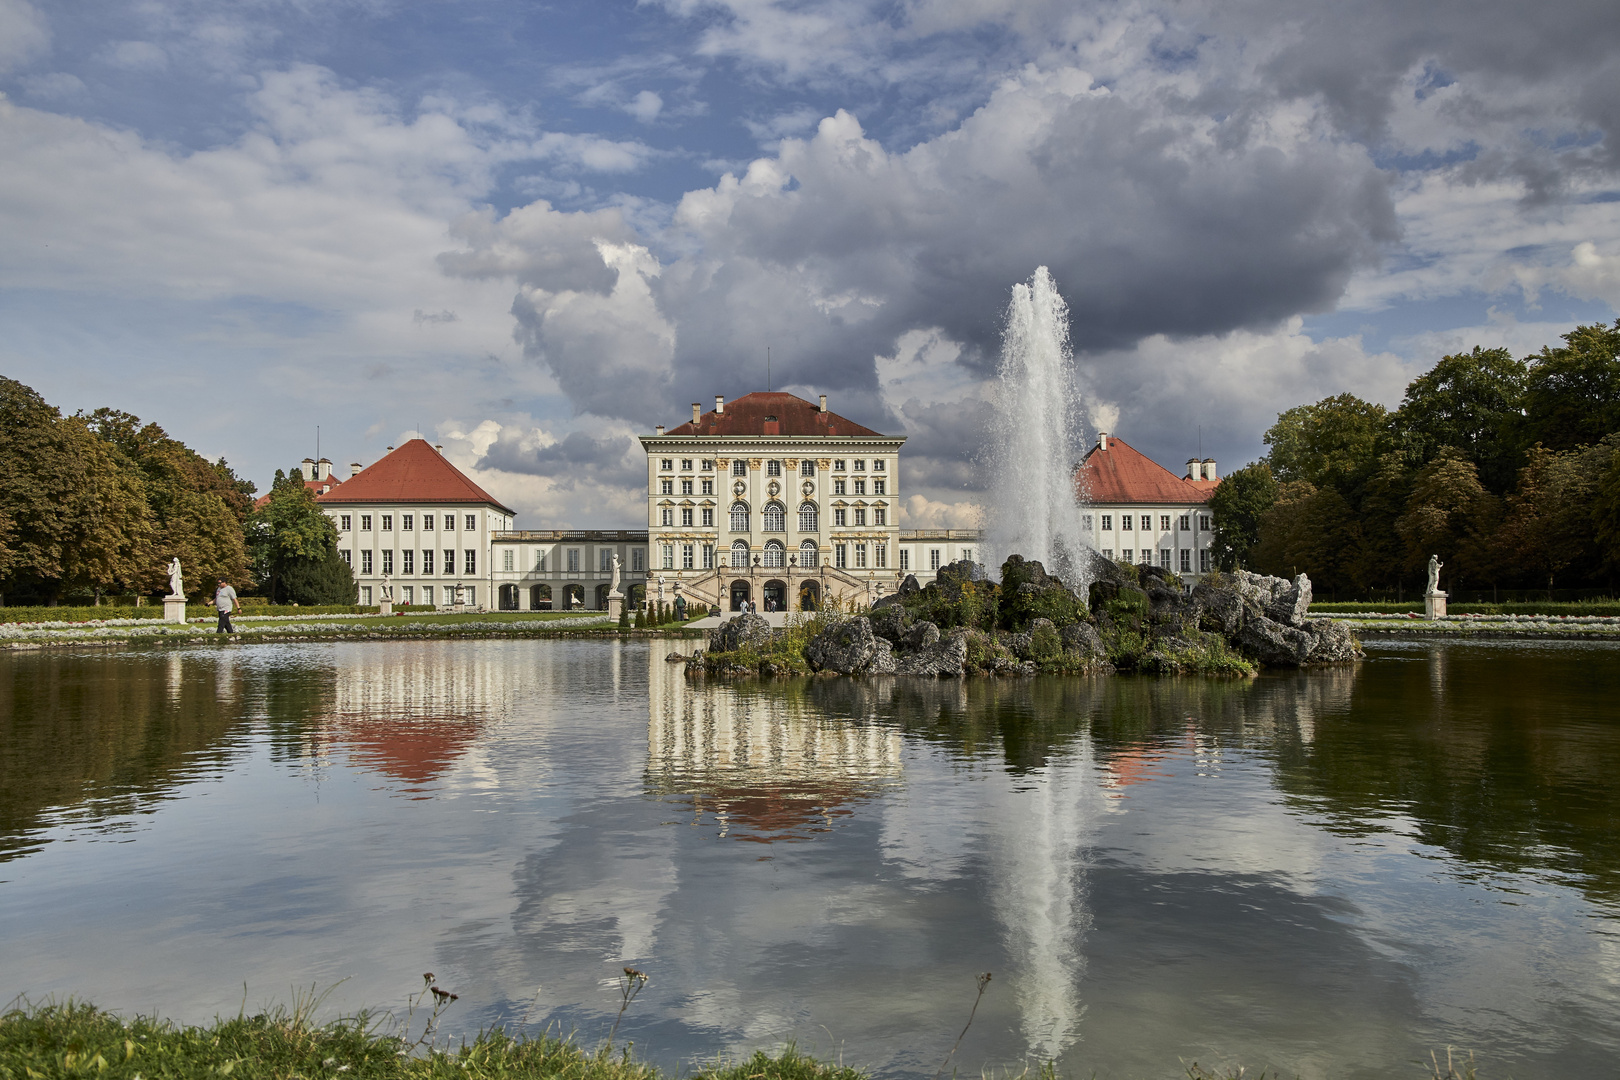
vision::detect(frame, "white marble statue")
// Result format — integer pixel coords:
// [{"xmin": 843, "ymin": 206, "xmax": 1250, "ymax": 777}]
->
[
  {"xmin": 610, "ymin": 553, "xmax": 622, "ymax": 596},
  {"xmin": 379, "ymin": 575, "xmax": 395, "ymax": 603},
  {"xmin": 1426, "ymin": 554, "xmax": 1443, "ymax": 595},
  {"xmin": 657, "ymin": 575, "xmax": 665, "ymax": 603},
  {"xmin": 167, "ymin": 557, "xmax": 183, "ymax": 598}
]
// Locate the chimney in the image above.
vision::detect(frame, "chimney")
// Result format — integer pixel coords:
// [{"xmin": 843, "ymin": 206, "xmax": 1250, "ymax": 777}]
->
[
  {"xmin": 692, "ymin": 402, "xmax": 701, "ymax": 425},
  {"xmin": 434, "ymin": 444, "xmax": 443, "ymax": 454},
  {"xmin": 1187, "ymin": 458, "xmax": 1199, "ymax": 480},
  {"xmin": 386, "ymin": 446, "xmax": 394, "ymax": 453},
  {"xmin": 300, "ymin": 457, "xmax": 315, "ymax": 480},
  {"xmin": 316, "ymin": 458, "xmax": 332, "ymax": 481},
  {"xmin": 349, "ymin": 462, "xmax": 362, "ymax": 478},
  {"xmin": 1202, "ymin": 458, "xmax": 1218, "ymax": 481},
  {"xmin": 819, "ymin": 394, "xmax": 827, "ymax": 413},
  {"xmin": 655, "ymin": 424, "xmax": 665, "ymax": 436},
  {"xmin": 1098, "ymin": 432, "xmax": 1109, "ymax": 452},
  {"xmin": 715, "ymin": 395, "xmax": 725, "ymax": 415}
]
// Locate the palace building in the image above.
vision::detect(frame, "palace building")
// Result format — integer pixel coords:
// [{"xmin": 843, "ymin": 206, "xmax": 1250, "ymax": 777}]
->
[{"xmin": 308, "ymin": 398, "xmax": 1219, "ymax": 612}]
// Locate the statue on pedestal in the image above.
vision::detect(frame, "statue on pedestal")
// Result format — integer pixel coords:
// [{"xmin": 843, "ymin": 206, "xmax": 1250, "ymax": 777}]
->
[
  {"xmin": 167, "ymin": 557, "xmax": 184, "ymax": 598},
  {"xmin": 1426, "ymin": 554, "xmax": 1443, "ymax": 595},
  {"xmin": 609, "ymin": 553, "xmax": 623, "ymax": 597},
  {"xmin": 379, "ymin": 575, "xmax": 395, "ymax": 603}
]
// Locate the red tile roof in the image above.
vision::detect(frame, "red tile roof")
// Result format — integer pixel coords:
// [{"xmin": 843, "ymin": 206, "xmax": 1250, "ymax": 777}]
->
[
  {"xmin": 316, "ymin": 439, "xmax": 515, "ymax": 515},
  {"xmin": 1077, "ymin": 436, "xmax": 1218, "ymax": 505},
  {"xmin": 663, "ymin": 392, "xmax": 890, "ymax": 438},
  {"xmin": 252, "ymin": 475, "xmax": 342, "ymax": 510}
]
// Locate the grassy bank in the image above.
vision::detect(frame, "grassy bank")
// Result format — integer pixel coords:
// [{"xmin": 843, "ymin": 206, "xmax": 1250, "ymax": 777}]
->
[
  {"xmin": 1312, "ymin": 600, "xmax": 1620, "ymax": 616},
  {"xmin": 0, "ymin": 604, "xmax": 438, "ymax": 624}
]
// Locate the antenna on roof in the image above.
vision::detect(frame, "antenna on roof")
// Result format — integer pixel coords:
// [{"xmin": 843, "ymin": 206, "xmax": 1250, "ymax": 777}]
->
[
  {"xmin": 316, "ymin": 425, "xmax": 320, "ymax": 463},
  {"xmin": 1198, "ymin": 425, "xmax": 1202, "ymax": 458},
  {"xmin": 767, "ymin": 346, "xmax": 771, "ymax": 392}
]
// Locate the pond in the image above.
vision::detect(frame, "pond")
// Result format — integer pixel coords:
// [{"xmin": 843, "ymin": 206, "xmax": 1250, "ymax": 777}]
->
[{"xmin": 3, "ymin": 638, "xmax": 1620, "ymax": 1079}]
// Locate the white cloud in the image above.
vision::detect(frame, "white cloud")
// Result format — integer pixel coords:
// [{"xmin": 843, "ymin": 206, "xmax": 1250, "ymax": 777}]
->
[
  {"xmin": 625, "ymin": 89, "xmax": 663, "ymax": 123},
  {"xmin": 0, "ymin": 0, "xmax": 49, "ymax": 74},
  {"xmin": 19, "ymin": 71, "xmax": 84, "ymax": 99},
  {"xmin": 1510, "ymin": 241, "xmax": 1620, "ymax": 310},
  {"xmin": 103, "ymin": 40, "xmax": 169, "ymax": 72}
]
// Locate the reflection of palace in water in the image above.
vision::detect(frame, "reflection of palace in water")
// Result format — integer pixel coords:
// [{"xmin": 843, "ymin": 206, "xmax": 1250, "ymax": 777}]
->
[{"xmin": 646, "ymin": 643, "xmax": 902, "ymax": 841}]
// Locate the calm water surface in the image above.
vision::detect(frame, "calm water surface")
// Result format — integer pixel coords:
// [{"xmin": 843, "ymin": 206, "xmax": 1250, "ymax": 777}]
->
[{"xmin": 3, "ymin": 639, "xmax": 1620, "ymax": 1079}]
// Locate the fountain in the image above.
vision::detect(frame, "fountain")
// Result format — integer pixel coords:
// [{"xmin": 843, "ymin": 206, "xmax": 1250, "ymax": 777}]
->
[{"xmin": 983, "ymin": 267, "xmax": 1091, "ymax": 586}]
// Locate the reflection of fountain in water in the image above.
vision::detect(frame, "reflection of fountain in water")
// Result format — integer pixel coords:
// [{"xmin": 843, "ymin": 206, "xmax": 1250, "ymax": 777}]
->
[
  {"xmin": 985, "ymin": 732, "xmax": 1104, "ymax": 1058},
  {"xmin": 984, "ymin": 266, "xmax": 1091, "ymax": 585}
]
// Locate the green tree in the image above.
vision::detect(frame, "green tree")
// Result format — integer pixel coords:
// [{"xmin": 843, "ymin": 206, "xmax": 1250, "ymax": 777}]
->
[
  {"xmin": 1207, "ymin": 462, "xmax": 1277, "ymax": 570},
  {"xmin": 1263, "ymin": 393, "xmax": 1390, "ymax": 495},
  {"xmin": 278, "ymin": 546, "xmax": 359, "ymax": 605},
  {"xmin": 1595, "ymin": 439, "xmax": 1620, "ymax": 577},
  {"xmin": 1393, "ymin": 346, "xmax": 1528, "ymax": 492},
  {"xmin": 1394, "ymin": 449, "xmax": 1500, "ymax": 590},
  {"xmin": 1253, "ymin": 481, "xmax": 1359, "ymax": 595},
  {"xmin": 1521, "ymin": 320, "xmax": 1620, "ymax": 453},
  {"xmin": 247, "ymin": 471, "xmax": 346, "ymax": 602},
  {"xmin": 1496, "ymin": 444, "xmax": 1599, "ymax": 594},
  {"xmin": 1341, "ymin": 454, "xmax": 1412, "ymax": 594}
]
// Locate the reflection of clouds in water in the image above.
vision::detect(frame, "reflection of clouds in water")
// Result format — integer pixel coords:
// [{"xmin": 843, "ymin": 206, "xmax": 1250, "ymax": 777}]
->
[{"xmin": 647, "ymin": 642, "xmax": 902, "ymax": 842}]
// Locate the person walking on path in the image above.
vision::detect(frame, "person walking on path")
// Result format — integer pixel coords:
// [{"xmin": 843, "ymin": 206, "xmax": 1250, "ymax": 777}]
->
[{"xmin": 214, "ymin": 578, "xmax": 240, "ymax": 633}]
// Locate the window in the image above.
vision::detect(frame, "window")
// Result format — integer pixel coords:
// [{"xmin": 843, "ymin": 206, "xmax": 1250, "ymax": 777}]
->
[
  {"xmin": 766, "ymin": 460, "xmax": 781, "ymax": 477},
  {"xmin": 681, "ymin": 459, "xmax": 693, "ymax": 471},
  {"xmin": 382, "ymin": 550, "xmax": 393, "ymax": 574},
  {"xmin": 662, "ymin": 544, "xmax": 674, "ymax": 569},
  {"xmin": 1180, "ymin": 514, "xmax": 1190, "ymax": 531},
  {"xmin": 730, "ymin": 502, "xmax": 750, "ymax": 531},
  {"xmin": 382, "ymin": 515, "xmax": 392, "ymax": 531},
  {"xmin": 764, "ymin": 541, "xmax": 785, "ymax": 568},
  {"xmin": 661, "ymin": 479, "xmax": 674, "ymax": 495},
  {"xmin": 465, "ymin": 550, "xmax": 477, "ymax": 575},
  {"xmin": 853, "ymin": 508, "xmax": 866, "ymax": 526},
  {"xmin": 850, "ymin": 479, "xmax": 863, "ymax": 496},
  {"xmin": 422, "ymin": 586, "xmax": 433, "ymax": 606},
  {"xmin": 361, "ymin": 514, "xmax": 373, "ymax": 531},
  {"xmin": 800, "ymin": 459, "xmax": 815, "ymax": 477},
  {"xmin": 402, "ymin": 586, "xmax": 413, "ymax": 605},
  {"xmin": 930, "ymin": 549, "xmax": 941, "ymax": 570},
  {"xmin": 834, "ymin": 459, "xmax": 846, "ymax": 471},
  {"xmin": 422, "ymin": 549, "xmax": 434, "ymax": 575},
  {"xmin": 1103, "ymin": 549, "xmax": 1113, "ymax": 560},
  {"xmin": 444, "ymin": 515, "xmax": 455, "ymax": 531},
  {"xmin": 701, "ymin": 507, "xmax": 714, "ymax": 527},
  {"xmin": 899, "ymin": 549, "xmax": 910, "ymax": 570},
  {"xmin": 675, "ymin": 479, "xmax": 690, "ymax": 496},
  {"xmin": 834, "ymin": 508, "xmax": 846, "ymax": 527},
  {"xmin": 600, "ymin": 549, "xmax": 613, "ymax": 572},
  {"xmin": 1179, "ymin": 549, "xmax": 1191, "ymax": 573},
  {"xmin": 340, "ymin": 549, "xmax": 351, "ymax": 565},
  {"xmin": 872, "ymin": 479, "xmax": 886, "ymax": 495},
  {"xmin": 534, "ymin": 550, "xmax": 545, "ymax": 572},
  {"xmin": 732, "ymin": 460, "xmax": 747, "ymax": 476},
  {"xmin": 800, "ymin": 541, "xmax": 819, "ymax": 567},
  {"xmin": 1139, "ymin": 551, "xmax": 1151, "ymax": 565},
  {"xmin": 465, "ymin": 587, "xmax": 475, "ymax": 606},
  {"xmin": 702, "ymin": 544, "xmax": 714, "ymax": 569},
  {"xmin": 763, "ymin": 503, "xmax": 785, "ymax": 531},
  {"xmin": 874, "ymin": 459, "xmax": 885, "ymax": 471},
  {"xmin": 682, "ymin": 543, "xmax": 694, "ymax": 569},
  {"xmin": 443, "ymin": 549, "xmax": 454, "ymax": 575},
  {"xmin": 1141, "ymin": 515, "xmax": 1152, "ymax": 531},
  {"xmin": 1159, "ymin": 548, "xmax": 1171, "ymax": 569},
  {"xmin": 799, "ymin": 502, "xmax": 818, "ymax": 531},
  {"xmin": 362, "ymin": 550, "xmax": 374, "ymax": 574},
  {"xmin": 1199, "ymin": 549, "xmax": 1211, "ymax": 572},
  {"xmin": 701, "ymin": 478, "xmax": 714, "ymax": 495},
  {"xmin": 833, "ymin": 479, "xmax": 846, "ymax": 495},
  {"xmin": 873, "ymin": 507, "xmax": 886, "ymax": 526},
  {"xmin": 854, "ymin": 459, "xmax": 865, "ymax": 471},
  {"xmin": 632, "ymin": 549, "xmax": 645, "ymax": 571},
  {"xmin": 362, "ymin": 586, "xmax": 372, "ymax": 605},
  {"xmin": 702, "ymin": 459, "xmax": 714, "ymax": 471},
  {"xmin": 835, "ymin": 543, "xmax": 847, "ymax": 568},
  {"xmin": 875, "ymin": 544, "xmax": 886, "ymax": 568},
  {"xmin": 1121, "ymin": 549, "xmax": 1133, "ymax": 562},
  {"xmin": 465, "ymin": 515, "xmax": 476, "ymax": 532},
  {"xmin": 660, "ymin": 508, "xmax": 674, "ymax": 527},
  {"xmin": 402, "ymin": 514, "xmax": 413, "ymax": 531},
  {"xmin": 1101, "ymin": 515, "xmax": 1112, "ymax": 531},
  {"xmin": 731, "ymin": 541, "xmax": 749, "ymax": 568},
  {"xmin": 854, "ymin": 543, "xmax": 867, "ymax": 568},
  {"xmin": 1160, "ymin": 515, "xmax": 1171, "ymax": 532},
  {"xmin": 1082, "ymin": 514, "xmax": 1093, "ymax": 531},
  {"xmin": 681, "ymin": 508, "xmax": 694, "ymax": 527},
  {"xmin": 661, "ymin": 459, "xmax": 673, "ymax": 471},
  {"xmin": 341, "ymin": 514, "xmax": 352, "ymax": 531},
  {"xmin": 404, "ymin": 550, "xmax": 416, "ymax": 574},
  {"xmin": 423, "ymin": 514, "xmax": 434, "ymax": 531},
  {"xmin": 567, "ymin": 549, "xmax": 579, "ymax": 572}
]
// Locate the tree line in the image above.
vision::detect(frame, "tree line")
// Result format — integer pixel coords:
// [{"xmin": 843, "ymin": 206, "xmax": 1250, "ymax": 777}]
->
[
  {"xmin": 0, "ymin": 377, "xmax": 355, "ymax": 606},
  {"xmin": 1208, "ymin": 320, "xmax": 1620, "ymax": 598}
]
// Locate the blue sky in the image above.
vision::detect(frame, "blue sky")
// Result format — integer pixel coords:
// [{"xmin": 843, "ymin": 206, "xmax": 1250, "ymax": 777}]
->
[{"xmin": 2, "ymin": 0, "xmax": 1617, "ymax": 527}]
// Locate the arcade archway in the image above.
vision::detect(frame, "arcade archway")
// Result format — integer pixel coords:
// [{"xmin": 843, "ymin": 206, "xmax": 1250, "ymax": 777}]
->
[{"xmin": 729, "ymin": 580, "xmax": 752, "ymax": 611}]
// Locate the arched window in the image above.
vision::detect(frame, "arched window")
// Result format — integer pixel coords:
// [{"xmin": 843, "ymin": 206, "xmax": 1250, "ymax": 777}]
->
[
  {"xmin": 729, "ymin": 502, "xmax": 749, "ymax": 531},
  {"xmin": 762, "ymin": 502, "xmax": 785, "ymax": 532},
  {"xmin": 798, "ymin": 502, "xmax": 818, "ymax": 531},
  {"xmin": 799, "ymin": 541, "xmax": 819, "ymax": 568},
  {"xmin": 730, "ymin": 540, "xmax": 750, "ymax": 568},
  {"xmin": 763, "ymin": 540, "xmax": 785, "ymax": 568}
]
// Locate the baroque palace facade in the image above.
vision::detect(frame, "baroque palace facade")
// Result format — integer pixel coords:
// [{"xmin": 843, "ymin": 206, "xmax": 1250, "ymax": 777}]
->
[{"xmin": 310, "ymin": 392, "xmax": 1220, "ymax": 612}]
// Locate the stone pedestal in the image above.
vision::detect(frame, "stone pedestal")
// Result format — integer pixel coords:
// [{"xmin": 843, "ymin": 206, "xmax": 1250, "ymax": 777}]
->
[
  {"xmin": 1425, "ymin": 591, "xmax": 1448, "ymax": 619},
  {"xmin": 452, "ymin": 602, "xmax": 466, "ymax": 614},
  {"xmin": 607, "ymin": 593, "xmax": 624, "ymax": 621},
  {"xmin": 379, "ymin": 601, "xmax": 393, "ymax": 616},
  {"xmin": 163, "ymin": 595, "xmax": 187, "ymax": 623}
]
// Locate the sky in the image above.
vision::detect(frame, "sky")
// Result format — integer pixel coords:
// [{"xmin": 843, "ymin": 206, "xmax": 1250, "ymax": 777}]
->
[{"xmin": 1, "ymin": 0, "xmax": 1617, "ymax": 529}]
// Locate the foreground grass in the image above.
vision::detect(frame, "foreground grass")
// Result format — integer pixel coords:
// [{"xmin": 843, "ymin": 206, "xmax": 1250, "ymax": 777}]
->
[{"xmin": 0, "ymin": 1000, "xmax": 870, "ymax": 1080}]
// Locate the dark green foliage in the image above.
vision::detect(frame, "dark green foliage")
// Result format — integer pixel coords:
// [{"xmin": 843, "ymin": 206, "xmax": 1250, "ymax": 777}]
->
[
  {"xmin": 1208, "ymin": 462, "xmax": 1277, "ymax": 570},
  {"xmin": 278, "ymin": 545, "xmax": 360, "ymax": 605},
  {"xmin": 618, "ymin": 605, "xmax": 630, "ymax": 628},
  {"xmin": 1521, "ymin": 319, "xmax": 1620, "ymax": 454},
  {"xmin": 1393, "ymin": 346, "xmax": 1527, "ymax": 492},
  {"xmin": 898, "ymin": 562, "xmax": 999, "ymax": 631},
  {"xmin": 247, "ymin": 472, "xmax": 346, "ymax": 603},
  {"xmin": 633, "ymin": 606, "xmax": 645, "ymax": 629}
]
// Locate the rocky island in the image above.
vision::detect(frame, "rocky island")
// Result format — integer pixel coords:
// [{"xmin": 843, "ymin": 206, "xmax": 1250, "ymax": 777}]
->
[{"xmin": 688, "ymin": 552, "xmax": 1360, "ymax": 678}]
